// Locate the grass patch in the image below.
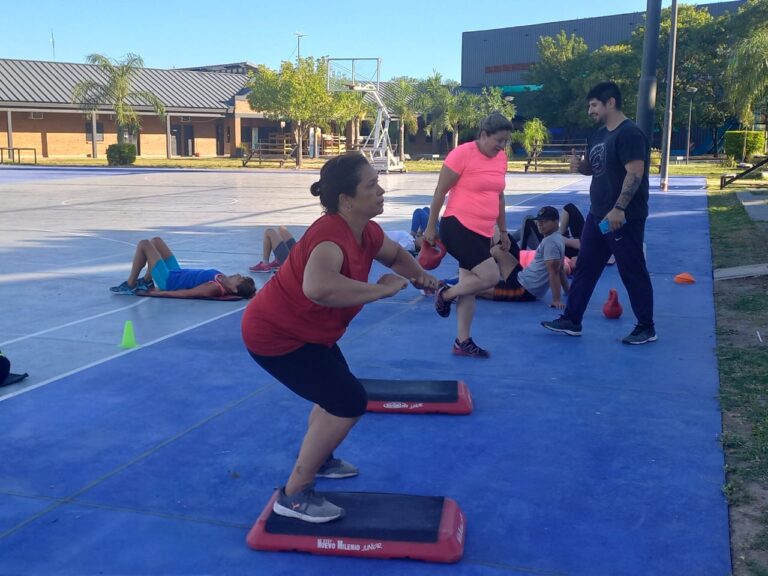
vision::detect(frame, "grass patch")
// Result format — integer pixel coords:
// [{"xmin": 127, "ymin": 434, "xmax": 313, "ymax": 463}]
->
[
  {"xmin": 709, "ymin": 188, "xmax": 768, "ymax": 269},
  {"xmin": 711, "ymin": 182, "xmax": 768, "ymax": 574}
]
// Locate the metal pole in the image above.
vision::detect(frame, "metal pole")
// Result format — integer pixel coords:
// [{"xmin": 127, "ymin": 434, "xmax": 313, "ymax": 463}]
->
[
  {"xmin": 91, "ymin": 113, "xmax": 98, "ymax": 159},
  {"xmin": 6, "ymin": 110, "xmax": 13, "ymax": 149},
  {"xmin": 659, "ymin": 0, "xmax": 678, "ymax": 192},
  {"xmin": 686, "ymin": 96, "xmax": 693, "ymax": 165},
  {"xmin": 295, "ymin": 32, "xmax": 305, "ymax": 65},
  {"xmin": 636, "ymin": 0, "xmax": 662, "ymax": 140},
  {"xmin": 684, "ymin": 87, "xmax": 697, "ymax": 165},
  {"xmin": 166, "ymin": 115, "xmax": 172, "ymax": 159}
]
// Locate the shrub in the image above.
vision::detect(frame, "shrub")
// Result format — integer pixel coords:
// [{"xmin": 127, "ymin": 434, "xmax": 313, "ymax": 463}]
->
[
  {"xmin": 106, "ymin": 143, "xmax": 137, "ymax": 166},
  {"xmin": 724, "ymin": 131, "xmax": 765, "ymax": 162}
]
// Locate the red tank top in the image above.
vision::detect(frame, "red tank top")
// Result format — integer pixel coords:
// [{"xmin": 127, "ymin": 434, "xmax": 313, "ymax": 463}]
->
[{"xmin": 242, "ymin": 214, "xmax": 385, "ymax": 355}]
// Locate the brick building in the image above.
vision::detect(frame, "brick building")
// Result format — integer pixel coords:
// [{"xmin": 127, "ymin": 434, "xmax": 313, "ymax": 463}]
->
[{"xmin": 0, "ymin": 58, "xmax": 281, "ymax": 159}]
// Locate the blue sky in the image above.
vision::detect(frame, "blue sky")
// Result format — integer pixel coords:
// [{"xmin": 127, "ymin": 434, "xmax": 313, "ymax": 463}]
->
[{"xmin": 1, "ymin": 0, "xmax": 725, "ymax": 81}]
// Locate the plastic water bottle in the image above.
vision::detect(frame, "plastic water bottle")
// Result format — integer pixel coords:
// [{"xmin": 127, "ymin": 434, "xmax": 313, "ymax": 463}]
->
[{"xmin": 599, "ymin": 219, "xmax": 626, "ymax": 234}]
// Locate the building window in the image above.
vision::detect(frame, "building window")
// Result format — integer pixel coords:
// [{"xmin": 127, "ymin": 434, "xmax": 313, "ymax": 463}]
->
[{"xmin": 85, "ymin": 122, "xmax": 104, "ymax": 142}]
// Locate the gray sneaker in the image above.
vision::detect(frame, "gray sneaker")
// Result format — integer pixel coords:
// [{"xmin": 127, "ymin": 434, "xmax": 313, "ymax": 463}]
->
[
  {"xmin": 622, "ymin": 324, "xmax": 657, "ymax": 345},
  {"xmin": 316, "ymin": 455, "xmax": 358, "ymax": 479},
  {"xmin": 135, "ymin": 278, "xmax": 154, "ymax": 291},
  {"xmin": 109, "ymin": 281, "xmax": 136, "ymax": 296},
  {"xmin": 541, "ymin": 315, "xmax": 583, "ymax": 336},
  {"xmin": 272, "ymin": 484, "xmax": 344, "ymax": 523}
]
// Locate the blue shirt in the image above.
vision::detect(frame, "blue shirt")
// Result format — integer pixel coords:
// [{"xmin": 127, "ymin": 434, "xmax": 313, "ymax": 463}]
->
[{"xmin": 166, "ymin": 269, "xmax": 221, "ymax": 291}]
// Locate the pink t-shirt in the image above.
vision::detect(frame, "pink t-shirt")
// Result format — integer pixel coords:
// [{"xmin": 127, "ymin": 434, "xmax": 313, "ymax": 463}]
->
[{"xmin": 442, "ymin": 141, "xmax": 507, "ymax": 237}]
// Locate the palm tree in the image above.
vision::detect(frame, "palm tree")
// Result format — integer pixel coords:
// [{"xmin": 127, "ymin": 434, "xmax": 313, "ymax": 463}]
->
[
  {"xmin": 384, "ymin": 77, "xmax": 419, "ymax": 161},
  {"xmin": 513, "ymin": 118, "xmax": 549, "ymax": 170},
  {"xmin": 726, "ymin": 28, "xmax": 768, "ymax": 157},
  {"xmin": 416, "ymin": 72, "xmax": 457, "ymax": 153},
  {"xmin": 72, "ymin": 53, "xmax": 165, "ymax": 146}
]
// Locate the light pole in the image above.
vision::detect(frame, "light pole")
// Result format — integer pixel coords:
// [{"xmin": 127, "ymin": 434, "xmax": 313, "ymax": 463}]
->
[
  {"xmin": 685, "ymin": 86, "xmax": 698, "ymax": 165},
  {"xmin": 295, "ymin": 32, "xmax": 306, "ymax": 65},
  {"xmin": 659, "ymin": 0, "xmax": 678, "ymax": 191}
]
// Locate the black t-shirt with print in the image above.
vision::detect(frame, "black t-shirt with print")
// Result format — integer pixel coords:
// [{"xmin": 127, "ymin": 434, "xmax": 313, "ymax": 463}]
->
[{"xmin": 587, "ymin": 118, "xmax": 650, "ymax": 221}]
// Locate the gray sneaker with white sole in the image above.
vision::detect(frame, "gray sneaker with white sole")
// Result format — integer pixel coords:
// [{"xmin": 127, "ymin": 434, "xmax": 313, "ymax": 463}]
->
[
  {"xmin": 316, "ymin": 455, "xmax": 358, "ymax": 479},
  {"xmin": 272, "ymin": 484, "xmax": 344, "ymax": 523}
]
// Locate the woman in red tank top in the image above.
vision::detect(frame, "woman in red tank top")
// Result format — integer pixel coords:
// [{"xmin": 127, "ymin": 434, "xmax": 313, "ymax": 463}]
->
[{"xmin": 242, "ymin": 153, "xmax": 438, "ymax": 523}]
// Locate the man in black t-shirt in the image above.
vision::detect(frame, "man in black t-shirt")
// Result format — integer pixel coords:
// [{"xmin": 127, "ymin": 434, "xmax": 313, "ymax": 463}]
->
[{"xmin": 542, "ymin": 82, "xmax": 656, "ymax": 345}]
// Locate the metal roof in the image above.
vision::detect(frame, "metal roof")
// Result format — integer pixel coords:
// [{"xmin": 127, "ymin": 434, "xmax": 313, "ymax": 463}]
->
[{"xmin": 0, "ymin": 58, "xmax": 249, "ymax": 113}]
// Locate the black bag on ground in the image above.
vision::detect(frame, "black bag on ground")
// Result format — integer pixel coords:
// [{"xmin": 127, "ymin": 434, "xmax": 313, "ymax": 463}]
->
[
  {"xmin": 0, "ymin": 354, "xmax": 8, "ymax": 383},
  {"xmin": 0, "ymin": 351, "xmax": 28, "ymax": 387}
]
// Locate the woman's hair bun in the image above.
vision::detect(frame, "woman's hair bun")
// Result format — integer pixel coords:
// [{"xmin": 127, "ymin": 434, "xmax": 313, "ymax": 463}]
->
[{"xmin": 310, "ymin": 181, "xmax": 322, "ymax": 197}]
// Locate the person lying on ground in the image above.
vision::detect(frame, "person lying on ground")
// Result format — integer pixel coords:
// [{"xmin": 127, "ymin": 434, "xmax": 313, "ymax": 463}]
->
[
  {"xmin": 110, "ymin": 236, "xmax": 256, "ymax": 299},
  {"xmin": 250, "ymin": 226, "xmax": 297, "ymax": 272}
]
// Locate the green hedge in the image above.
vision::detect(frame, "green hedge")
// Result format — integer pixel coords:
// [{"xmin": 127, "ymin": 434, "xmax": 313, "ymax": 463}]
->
[
  {"xmin": 106, "ymin": 143, "xmax": 137, "ymax": 166},
  {"xmin": 724, "ymin": 131, "xmax": 765, "ymax": 162}
]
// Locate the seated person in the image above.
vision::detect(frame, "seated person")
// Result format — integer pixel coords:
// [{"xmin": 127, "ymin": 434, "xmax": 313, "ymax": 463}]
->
[
  {"xmin": 250, "ymin": 226, "xmax": 297, "ymax": 272},
  {"xmin": 480, "ymin": 206, "xmax": 568, "ymax": 307},
  {"xmin": 110, "ymin": 236, "xmax": 256, "ymax": 298},
  {"xmin": 514, "ymin": 203, "xmax": 584, "ymax": 267}
]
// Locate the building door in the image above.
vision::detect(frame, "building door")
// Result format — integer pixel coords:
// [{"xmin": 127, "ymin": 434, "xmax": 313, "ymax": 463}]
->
[
  {"xmin": 183, "ymin": 125, "xmax": 195, "ymax": 156},
  {"xmin": 170, "ymin": 125, "xmax": 195, "ymax": 156},
  {"xmin": 171, "ymin": 125, "xmax": 181, "ymax": 155},
  {"xmin": 216, "ymin": 123, "xmax": 224, "ymax": 156}
]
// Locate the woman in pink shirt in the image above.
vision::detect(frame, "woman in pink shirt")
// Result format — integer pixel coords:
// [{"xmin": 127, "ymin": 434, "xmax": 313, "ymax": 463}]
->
[{"xmin": 424, "ymin": 112, "xmax": 513, "ymax": 358}]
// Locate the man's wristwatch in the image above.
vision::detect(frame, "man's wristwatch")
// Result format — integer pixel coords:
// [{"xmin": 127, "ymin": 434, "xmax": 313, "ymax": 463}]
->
[{"xmin": 614, "ymin": 205, "xmax": 626, "ymax": 212}]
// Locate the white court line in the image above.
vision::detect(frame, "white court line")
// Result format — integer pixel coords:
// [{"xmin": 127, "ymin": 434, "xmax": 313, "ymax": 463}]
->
[
  {"xmin": 0, "ymin": 299, "xmax": 149, "ymax": 347},
  {"xmin": 0, "ymin": 305, "xmax": 246, "ymax": 403},
  {"xmin": 505, "ymin": 175, "xmax": 587, "ymax": 209},
  {"xmin": 2, "ymin": 227, "xmax": 138, "ymax": 246}
]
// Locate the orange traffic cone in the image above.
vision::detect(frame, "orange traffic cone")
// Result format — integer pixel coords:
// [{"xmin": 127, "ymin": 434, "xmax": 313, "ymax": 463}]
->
[
  {"xmin": 602, "ymin": 288, "xmax": 623, "ymax": 319},
  {"xmin": 674, "ymin": 272, "xmax": 696, "ymax": 284}
]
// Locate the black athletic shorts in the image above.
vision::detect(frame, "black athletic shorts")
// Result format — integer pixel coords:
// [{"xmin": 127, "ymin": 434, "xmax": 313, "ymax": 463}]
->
[
  {"xmin": 249, "ymin": 343, "xmax": 367, "ymax": 418},
  {"xmin": 493, "ymin": 264, "xmax": 536, "ymax": 302},
  {"xmin": 439, "ymin": 215, "xmax": 493, "ymax": 271}
]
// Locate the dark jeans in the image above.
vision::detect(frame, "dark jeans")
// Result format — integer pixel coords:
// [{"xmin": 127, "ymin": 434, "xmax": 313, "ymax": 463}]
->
[{"xmin": 563, "ymin": 213, "xmax": 654, "ymax": 326}]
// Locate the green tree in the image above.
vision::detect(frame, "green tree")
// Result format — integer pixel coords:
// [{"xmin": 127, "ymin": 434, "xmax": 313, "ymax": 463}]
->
[
  {"xmin": 72, "ymin": 53, "xmax": 165, "ymax": 145},
  {"xmin": 416, "ymin": 72, "xmax": 456, "ymax": 152},
  {"xmin": 477, "ymin": 86, "xmax": 516, "ymax": 121},
  {"xmin": 383, "ymin": 77, "xmax": 419, "ymax": 161},
  {"xmin": 520, "ymin": 31, "xmax": 589, "ymax": 131},
  {"xmin": 627, "ymin": 4, "xmax": 733, "ymax": 149},
  {"xmin": 512, "ymin": 117, "xmax": 549, "ymax": 156},
  {"xmin": 726, "ymin": 27, "xmax": 768, "ymax": 128},
  {"xmin": 247, "ymin": 57, "xmax": 333, "ymax": 167},
  {"xmin": 453, "ymin": 91, "xmax": 484, "ymax": 146}
]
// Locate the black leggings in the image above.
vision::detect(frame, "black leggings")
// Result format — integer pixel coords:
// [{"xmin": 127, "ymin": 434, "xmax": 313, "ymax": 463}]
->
[{"xmin": 249, "ymin": 343, "xmax": 367, "ymax": 418}]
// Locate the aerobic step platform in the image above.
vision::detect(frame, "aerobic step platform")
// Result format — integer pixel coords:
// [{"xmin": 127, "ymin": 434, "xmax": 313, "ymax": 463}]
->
[
  {"xmin": 359, "ymin": 379, "xmax": 473, "ymax": 414},
  {"xmin": 247, "ymin": 491, "xmax": 465, "ymax": 563}
]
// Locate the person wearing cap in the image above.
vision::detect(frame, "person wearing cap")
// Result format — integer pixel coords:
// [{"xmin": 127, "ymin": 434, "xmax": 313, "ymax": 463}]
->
[
  {"xmin": 542, "ymin": 81, "xmax": 655, "ymax": 345},
  {"xmin": 480, "ymin": 206, "xmax": 568, "ymax": 306},
  {"xmin": 423, "ymin": 111, "xmax": 514, "ymax": 359}
]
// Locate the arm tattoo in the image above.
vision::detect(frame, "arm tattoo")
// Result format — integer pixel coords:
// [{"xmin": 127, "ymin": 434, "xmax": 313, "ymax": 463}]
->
[{"xmin": 617, "ymin": 172, "xmax": 641, "ymax": 208}]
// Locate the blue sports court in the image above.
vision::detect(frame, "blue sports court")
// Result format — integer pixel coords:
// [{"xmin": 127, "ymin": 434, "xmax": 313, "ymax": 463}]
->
[{"xmin": 0, "ymin": 166, "xmax": 728, "ymax": 575}]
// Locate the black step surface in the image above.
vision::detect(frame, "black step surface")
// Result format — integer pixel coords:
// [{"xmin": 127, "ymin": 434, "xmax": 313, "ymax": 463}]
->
[
  {"xmin": 360, "ymin": 379, "xmax": 459, "ymax": 403},
  {"xmin": 265, "ymin": 492, "xmax": 445, "ymax": 542}
]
